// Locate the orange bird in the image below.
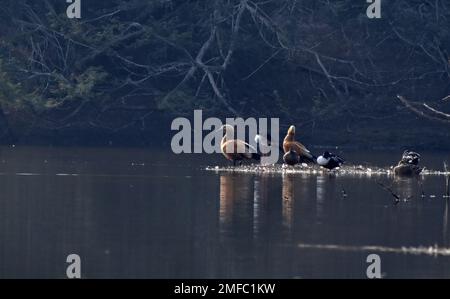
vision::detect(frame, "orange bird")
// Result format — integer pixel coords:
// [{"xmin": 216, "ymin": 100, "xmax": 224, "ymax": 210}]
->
[
  {"xmin": 282, "ymin": 125, "xmax": 316, "ymax": 163},
  {"xmin": 220, "ymin": 125, "xmax": 260, "ymax": 166}
]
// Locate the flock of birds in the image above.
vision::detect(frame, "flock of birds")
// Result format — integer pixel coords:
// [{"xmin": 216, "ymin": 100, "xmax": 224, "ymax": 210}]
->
[{"xmin": 219, "ymin": 124, "xmax": 423, "ymax": 176}]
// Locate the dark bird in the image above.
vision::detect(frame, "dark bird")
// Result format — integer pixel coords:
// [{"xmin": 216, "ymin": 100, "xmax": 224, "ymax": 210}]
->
[
  {"xmin": 394, "ymin": 163, "xmax": 422, "ymax": 176},
  {"xmin": 220, "ymin": 125, "xmax": 260, "ymax": 166},
  {"xmin": 317, "ymin": 151, "xmax": 345, "ymax": 170},
  {"xmin": 283, "ymin": 149, "xmax": 300, "ymax": 166},
  {"xmin": 282, "ymin": 125, "xmax": 316, "ymax": 164},
  {"xmin": 400, "ymin": 150, "xmax": 420, "ymax": 165},
  {"xmin": 394, "ymin": 150, "xmax": 422, "ymax": 176}
]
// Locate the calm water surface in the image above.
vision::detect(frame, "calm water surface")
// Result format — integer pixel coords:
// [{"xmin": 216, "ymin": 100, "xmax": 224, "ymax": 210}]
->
[{"xmin": 0, "ymin": 146, "xmax": 449, "ymax": 278}]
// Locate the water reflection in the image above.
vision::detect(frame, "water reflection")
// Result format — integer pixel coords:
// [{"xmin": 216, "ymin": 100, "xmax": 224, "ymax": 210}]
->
[
  {"xmin": 218, "ymin": 172, "xmax": 314, "ymax": 242},
  {"xmin": 219, "ymin": 174, "xmax": 235, "ymax": 228},
  {"xmin": 219, "ymin": 174, "xmax": 253, "ymax": 236},
  {"xmin": 2, "ymin": 146, "xmax": 450, "ymax": 278},
  {"xmin": 444, "ymin": 201, "xmax": 449, "ymax": 247},
  {"xmin": 219, "ymin": 173, "xmax": 293, "ymax": 240},
  {"xmin": 281, "ymin": 174, "xmax": 294, "ymax": 230},
  {"xmin": 394, "ymin": 176, "xmax": 420, "ymax": 200},
  {"xmin": 316, "ymin": 175, "xmax": 326, "ymax": 222},
  {"xmin": 253, "ymin": 175, "xmax": 269, "ymax": 239},
  {"xmin": 217, "ymin": 171, "xmax": 449, "ymax": 248},
  {"xmin": 219, "ymin": 173, "xmax": 274, "ymax": 240}
]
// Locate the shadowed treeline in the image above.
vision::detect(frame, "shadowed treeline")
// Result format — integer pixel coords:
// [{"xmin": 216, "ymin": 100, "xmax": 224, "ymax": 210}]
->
[{"xmin": 0, "ymin": 0, "xmax": 449, "ymax": 147}]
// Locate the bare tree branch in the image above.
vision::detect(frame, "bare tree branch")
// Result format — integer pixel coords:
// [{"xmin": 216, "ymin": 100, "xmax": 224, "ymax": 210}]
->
[{"xmin": 397, "ymin": 95, "xmax": 450, "ymax": 124}]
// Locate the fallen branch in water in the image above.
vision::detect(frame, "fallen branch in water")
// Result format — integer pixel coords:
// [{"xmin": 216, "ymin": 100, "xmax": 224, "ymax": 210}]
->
[{"xmin": 376, "ymin": 181, "xmax": 401, "ymax": 205}]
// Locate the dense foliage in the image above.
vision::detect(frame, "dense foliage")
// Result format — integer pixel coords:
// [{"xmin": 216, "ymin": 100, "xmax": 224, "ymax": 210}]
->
[{"xmin": 0, "ymin": 0, "xmax": 449, "ymax": 147}]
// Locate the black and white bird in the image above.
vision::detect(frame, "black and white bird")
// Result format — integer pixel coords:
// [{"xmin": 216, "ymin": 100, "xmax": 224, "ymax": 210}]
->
[
  {"xmin": 399, "ymin": 150, "xmax": 420, "ymax": 165},
  {"xmin": 317, "ymin": 151, "xmax": 345, "ymax": 170},
  {"xmin": 394, "ymin": 150, "xmax": 422, "ymax": 176}
]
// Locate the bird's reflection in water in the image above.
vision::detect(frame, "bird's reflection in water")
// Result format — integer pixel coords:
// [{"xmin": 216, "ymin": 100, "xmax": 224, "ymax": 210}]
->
[
  {"xmin": 316, "ymin": 175, "xmax": 327, "ymax": 223},
  {"xmin": 253, "ymin": 175, "xmax": 269, "ymax": 239},
  {"xmin": 219, "ymin": 174, "xmax": 234, "ymax": 228},
  {"xmin": 393, "ymin": 176, "xmax": 421, "ymax": 200},
  {"xmin": 282, "ymin": 174, "xmax": 294, "ymax": 231},
  {"xmin": 219, "ymin": 173, "xmax": 253, "ymax": 236},
  {"xmin": 219, "ymin": 172, "xmax": 313, "ymax": 243},
  {"xmin": 444, "ymin": 200, "xmax": 449, "ymax": 247}
]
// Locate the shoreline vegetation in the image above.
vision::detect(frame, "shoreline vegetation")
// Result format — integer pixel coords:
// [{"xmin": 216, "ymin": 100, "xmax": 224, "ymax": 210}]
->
[{"xmin": 0, "ymin": 1, "xmax": 449, "ymax": 149}]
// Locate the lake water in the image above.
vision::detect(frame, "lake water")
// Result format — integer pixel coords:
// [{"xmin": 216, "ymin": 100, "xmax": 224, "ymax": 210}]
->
[{"xmin": 0, "ymin": 146, "xmax": 449, "ymax": 278}]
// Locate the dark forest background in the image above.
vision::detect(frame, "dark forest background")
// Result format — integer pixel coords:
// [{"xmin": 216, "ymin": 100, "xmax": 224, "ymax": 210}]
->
[{"xmin": 0, "ymin": 0, "xmax": 449, "ymax": 148}]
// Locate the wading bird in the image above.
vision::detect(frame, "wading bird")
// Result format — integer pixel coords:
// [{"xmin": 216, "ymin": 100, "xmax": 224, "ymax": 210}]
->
[
  {"xmin": 220, "ymin": 125, "xmax": 260, "ymax": 166},
  {"xmin": 282, "ymin": 125, "xmax": 316, "ymax": 164},
  {"xmin": 317, "ymin": 151, "xmax": 345, "ymax": 170},
  {"xmin": 394, "ymin": 150, "xmax": 422, "ymax": 176}
]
